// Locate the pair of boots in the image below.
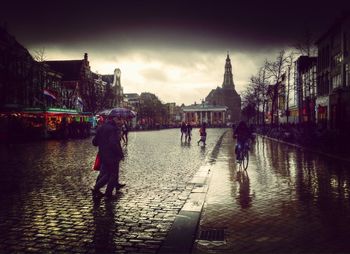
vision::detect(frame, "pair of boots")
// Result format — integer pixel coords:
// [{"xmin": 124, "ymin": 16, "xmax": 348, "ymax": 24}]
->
[{"xmin": 92, "ymin": 183, "xmax": 126, "ymax": 199}]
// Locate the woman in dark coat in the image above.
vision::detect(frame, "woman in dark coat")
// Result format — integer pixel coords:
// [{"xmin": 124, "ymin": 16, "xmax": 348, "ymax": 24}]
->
[{"xmin": 91, "ymin": 116, "xmax": 124, "ymax": 199}]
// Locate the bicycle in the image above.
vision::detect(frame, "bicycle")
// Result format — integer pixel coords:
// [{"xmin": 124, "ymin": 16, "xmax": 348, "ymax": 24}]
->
[{"xmin": 236, "ymin": 141, "xmax": 249, "ymax": 170}]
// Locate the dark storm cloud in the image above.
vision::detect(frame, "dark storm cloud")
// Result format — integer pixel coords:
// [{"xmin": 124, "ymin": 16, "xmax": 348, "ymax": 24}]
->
[
  {"xmin": 2, "ymin": 0, "xmax": 348, "ymax": 105},
  {"xmin": 1, "ymin": 0, "xmax": 349, "ymax": 51}
]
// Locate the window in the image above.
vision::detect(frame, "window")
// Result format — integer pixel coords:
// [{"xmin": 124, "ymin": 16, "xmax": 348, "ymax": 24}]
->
[
  {"xmin": 332, "ymin": 74, "xmax": 342, "ymax": 89},
  {"xmin": 332, "ymin": 52, "xmax": 343, "ymax": 67}
]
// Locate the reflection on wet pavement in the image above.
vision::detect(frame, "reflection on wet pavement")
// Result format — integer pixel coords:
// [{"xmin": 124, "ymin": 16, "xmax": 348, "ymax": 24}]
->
[{"xmin": 195, "ymin": 132, "xmax": 350, "ymax": 254}]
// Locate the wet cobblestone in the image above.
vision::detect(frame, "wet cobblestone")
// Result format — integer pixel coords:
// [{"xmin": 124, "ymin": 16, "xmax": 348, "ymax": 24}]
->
[{"xmin": 0, "ymin": 128, "xmax": 226, "ymax": 253}]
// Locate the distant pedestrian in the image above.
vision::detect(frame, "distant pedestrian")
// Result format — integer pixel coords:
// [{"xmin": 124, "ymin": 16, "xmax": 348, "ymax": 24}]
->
[
  {"xmin": 91, "ymin": 115, "xmax": 125, "ymax": 200},
  {"xmin": 121, "ymin": 121, "xmax": 129, "ymax": 144},
  {"xmin": 186, "ymin": 122, "xmax": 192, "ymax": 142},
  {"xmin": 180, "ymin": 122, "xmax": 187, "ymax": 142},
  {"xmin": 197, "ymin": 122, "xmax": 207, "ymax": 146}
]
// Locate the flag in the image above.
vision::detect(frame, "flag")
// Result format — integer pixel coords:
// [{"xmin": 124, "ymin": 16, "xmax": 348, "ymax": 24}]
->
[
  {"xmin": 76, "ymin": 96, "xmax": 84, "ymax": 112},
  {"xmin": 77, "ymin": 96, "xmax": 83, "ymax": 106},
  {"xmin": 43, "ymin": 89, "xmax": 57, "ymax": 100}
]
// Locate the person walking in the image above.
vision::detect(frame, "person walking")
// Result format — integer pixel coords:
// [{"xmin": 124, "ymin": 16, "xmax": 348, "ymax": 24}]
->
[
  {"xmin": 121, "ymin": 120, "xmax": 129, "ymax": 144},
  {"xmin": 186, "ymin": 122, "xmax": 192, "ymax": 142},
  {"xmin": 91, "ymin": 115, "xmax": 125, "ymax": 200},
  {"xmin": 197, "ymin": 122, "xmax": 207, "ymax": 146},
  {"xmin": 180, "ymin": 122, "xmax": 187, "ymax": 142}
]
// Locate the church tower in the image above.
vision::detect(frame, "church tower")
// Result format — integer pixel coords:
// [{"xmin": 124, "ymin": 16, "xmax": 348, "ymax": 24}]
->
[
  {"xmin": 222, "ymin": 52, "xmax": 235, "ymax": 89},
  {"xmin": 205, "ymin": 52, "xmax": 241, "ymax": 122},
  {"xmin": 113, "ymin": 68, "xmax": 124, "ymax": 107}
]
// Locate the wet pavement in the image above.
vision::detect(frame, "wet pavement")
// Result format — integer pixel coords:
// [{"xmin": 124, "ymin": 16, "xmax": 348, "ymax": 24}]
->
[
  {"xmin": 2, "ymin": 128, "xmax": 350, "ymax": 254},
  {"xmin": 193, "ymin": 131, "xmax": 350, "ymax": 254},
  {"xmin": 0, "ymin": 128, "xmax": 226, "ymax": 253}
]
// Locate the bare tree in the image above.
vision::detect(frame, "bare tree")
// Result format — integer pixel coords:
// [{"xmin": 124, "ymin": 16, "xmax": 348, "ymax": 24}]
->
[
  {"xmin": 32, "ymin": 47, "xmax": 46, "ymax": 62},
  {"xmin": 265, "ymin": 50, "xmax": 289, "ymax": 125},
  {"xmin": 251, "ymin": 65, "xmax": 269, "ymax": 125}
]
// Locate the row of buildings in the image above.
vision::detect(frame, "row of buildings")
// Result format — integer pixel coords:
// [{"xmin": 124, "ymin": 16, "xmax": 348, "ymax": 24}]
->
[
  {"xmin": 0, "ymin": 24, "xmax": 124, "ymax": 113},
  {"xmin": 1, "ymin": 22, "xmax": 241, "ymax": 133},
  {"xmin": 266, "ymin": 14, "xmax": 350, "ymax": 131}
]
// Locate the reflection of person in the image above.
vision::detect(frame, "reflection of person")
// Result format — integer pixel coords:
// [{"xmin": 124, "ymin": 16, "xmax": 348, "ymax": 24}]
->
[
  {"xmin": 91, "ymin": 115, "xmax": 124, "ymax": 200},
  {"xmin": 197, "ymin": 122, "xmax": 207, "ymax": 146},
  {"xmin": 236, "ymin": 169, "xmax": 251, "ymax": 209},
  {"xmin": 92, "ymin": 199, "xmax": 117, "ymax": 252}
]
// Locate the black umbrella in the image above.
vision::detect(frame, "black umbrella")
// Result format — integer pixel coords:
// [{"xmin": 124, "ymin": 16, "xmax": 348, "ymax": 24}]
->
[{"xmin": 107, "ymin": 107, "xmax": 136, "ymax": 119}]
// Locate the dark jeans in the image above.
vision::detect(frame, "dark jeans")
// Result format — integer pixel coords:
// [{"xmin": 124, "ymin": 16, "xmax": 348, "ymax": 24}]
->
[
  {"xmin": 122, "ymin": 132, "xmax": 128, "ymax": 143},
  {"xmin": 94, "ymin": 161, "xmax": 120, "ymax": 196},
  {"xmin": 181, "ymin": 131, "xmax": 186, "ymax": 140}
]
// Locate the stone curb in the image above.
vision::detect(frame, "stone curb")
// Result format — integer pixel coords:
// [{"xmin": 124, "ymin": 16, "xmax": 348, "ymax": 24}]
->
[{"xmin": 158, "ymin": 140, "xmax": 224, "ymax": 254}]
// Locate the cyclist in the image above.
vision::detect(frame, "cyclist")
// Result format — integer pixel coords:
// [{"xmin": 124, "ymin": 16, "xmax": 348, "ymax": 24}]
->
[{"xmin": 233, "ymin": 121, "xmax": 251, "ymax": 160}]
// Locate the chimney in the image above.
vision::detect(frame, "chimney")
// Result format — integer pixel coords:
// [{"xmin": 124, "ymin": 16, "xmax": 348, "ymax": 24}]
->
[{"xmin": 84, "ymin": 53, "xmax": 88, "ymax": 61}]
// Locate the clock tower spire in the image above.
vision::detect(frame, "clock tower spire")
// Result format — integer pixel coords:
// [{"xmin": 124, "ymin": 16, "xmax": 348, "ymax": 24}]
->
[{"xmin": 222, "ymin": 52, "xmax": 235, "ymax": 89}]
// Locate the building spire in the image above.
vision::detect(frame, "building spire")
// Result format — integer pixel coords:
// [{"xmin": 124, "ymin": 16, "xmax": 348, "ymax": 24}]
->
[{"xmin": 223, "ymin": 52, "xmax": 235, "ymax": 89}]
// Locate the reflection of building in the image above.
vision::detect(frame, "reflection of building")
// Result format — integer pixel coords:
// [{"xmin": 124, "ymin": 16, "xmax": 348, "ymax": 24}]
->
[
  {"xmin": 316, "ymin": 13, "xmax": 350, "ymax": 130},
  {"xmin": 182, "ymin": 101, "xmax": 228, "ymax": 126},
  {"xmin": 205, "ymin": 53, "xmax": 241, "ymax": 123}
]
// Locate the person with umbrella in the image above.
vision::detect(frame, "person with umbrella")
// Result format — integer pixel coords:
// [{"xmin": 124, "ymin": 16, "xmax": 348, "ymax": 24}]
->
[
  {"xmin": 91, "ymin": 108, "xmax": 135, "ymax": 199},
  {"xmin": 91, "ymin": 112, "xmax": 125, "ymax": 200}
]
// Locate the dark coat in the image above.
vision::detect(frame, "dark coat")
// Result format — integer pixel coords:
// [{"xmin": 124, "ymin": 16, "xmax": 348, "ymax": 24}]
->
[
  {"xmin": 234, "ymin": 121, "xmax": 251, "ymax": 143},
  {"xmin": 92, "ymin": 120, "xmax": 124, "ymax": 168}
]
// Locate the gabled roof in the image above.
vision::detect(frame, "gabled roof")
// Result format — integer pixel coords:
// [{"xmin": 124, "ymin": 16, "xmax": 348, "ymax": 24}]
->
[
  {"xmin": 102, "ymin": 74, "xmax": 114, "ymax": 84},
  {"xmin": 46, "ymin": 60, "xmax": 83, "ymax": 81}
]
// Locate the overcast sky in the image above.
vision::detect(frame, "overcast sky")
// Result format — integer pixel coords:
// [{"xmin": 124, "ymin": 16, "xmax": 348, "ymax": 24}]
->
[{"xmin": 1, "ymin": 0, "xmax": 349, "ymax": 105}]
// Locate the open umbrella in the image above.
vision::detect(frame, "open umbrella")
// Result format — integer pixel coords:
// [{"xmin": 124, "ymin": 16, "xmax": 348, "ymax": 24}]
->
[
  {"xmin": 107, "ymin": 107, "xmax": 136, "ymax": 119},
  {"xmin": 96, "ymin": 109, "xmax": 111, "ymax": 116}
]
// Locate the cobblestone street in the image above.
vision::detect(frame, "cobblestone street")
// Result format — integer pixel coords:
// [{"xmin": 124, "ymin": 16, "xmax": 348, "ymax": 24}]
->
[
  {"xmin": 2, "ymin": 128, "xmax": 350, "ymax": 254},
  {"xmin": 0, "ymin": 128, "xmax": 226, "ymax": 253}
]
